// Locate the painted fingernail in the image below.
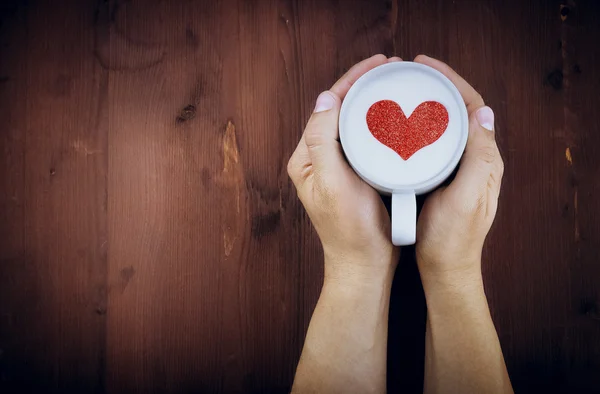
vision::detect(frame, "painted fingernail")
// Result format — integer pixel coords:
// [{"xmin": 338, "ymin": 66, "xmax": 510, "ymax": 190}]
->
[
  {"xmin": 314, "ymin": 91, "xmax": 335, "ymax": 113},
  {"xmin": 476, "ymin": 106, "xmax": 494, "ymax": 131}
]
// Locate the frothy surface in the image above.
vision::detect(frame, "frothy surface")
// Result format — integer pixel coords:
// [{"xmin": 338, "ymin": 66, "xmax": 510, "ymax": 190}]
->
[{"xmin": 340, "ymin": 62, "xmax": 468, "ymax": 193}]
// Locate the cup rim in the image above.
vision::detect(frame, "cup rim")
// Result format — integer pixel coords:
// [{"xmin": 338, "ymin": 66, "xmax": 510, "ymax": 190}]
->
[{"xmin": 339, "ymin": 61, "xmax": 469, "ymax": 194}]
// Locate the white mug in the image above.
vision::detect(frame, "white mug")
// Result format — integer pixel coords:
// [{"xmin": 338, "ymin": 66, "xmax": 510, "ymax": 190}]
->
[{"xmin": 339, "ymin": 62, "xmax": 469, "ymax": 246}]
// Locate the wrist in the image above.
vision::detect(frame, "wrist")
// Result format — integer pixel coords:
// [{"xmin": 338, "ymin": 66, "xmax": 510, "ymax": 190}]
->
[
  {"xmin": 419, "ymin": 259, "xmax": 484, "ymax": 297},
  {"xmin": 323, "ymin": 250, "xmax": 397, "ymax": 290},
  {"xmin": 321, "ymin": 259, "xmax": 394, "ymax": 316},
  {"xmin": 420, "ymin": 265, "xmax": 488, "ymax": 317},
  {"xmin": 417, "ymin": 246, "xmax": 482, "ymax": 286}
]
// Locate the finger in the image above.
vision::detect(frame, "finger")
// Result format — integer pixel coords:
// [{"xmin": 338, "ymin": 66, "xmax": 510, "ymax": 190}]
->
[
  {"xmin": 289, "ymin": 55, "xmax": 386, "ymax": 190},
  {"xmin": 413, "ymin": 54, "xmax": 484, "ymax": 113},
  {"xmin": 330, "ymin": 54, "xmax": 388, "ymax": 99},
  {"xmin": 303, "ymin": 54, "xmax": 386, "ymax": 144},
  {"xmin": 288, "ymin": 91, "xmax": 345, "ymax": 189},
  {"xmin": 450, "ymin": 106, "xmax": 504, "ymax": 196},
  {"xmin": 388, "ymin": 56, "xmax": 403, "ymax": 62},
  {"xmin": 287, "ymin": 136, "xmax": 312, "ymax": 189},
  {"xmin": 303, "ymin": 91, "xmax": 348, "ymax": 174}
]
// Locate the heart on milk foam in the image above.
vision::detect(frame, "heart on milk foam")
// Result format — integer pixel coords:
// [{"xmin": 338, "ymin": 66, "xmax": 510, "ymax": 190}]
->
[{"xmin": 366, "ymin": 100, "xmax": 449, "ymax": 160}]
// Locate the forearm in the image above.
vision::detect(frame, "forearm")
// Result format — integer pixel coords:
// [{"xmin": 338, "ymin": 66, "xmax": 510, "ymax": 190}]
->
[
  {"xmin": 291, "ymin": 260, "xmax": 394, "ymax": 394},
  {"xmin": 421, "ymin": 267, "xmax": 513, "ymax": 394}
]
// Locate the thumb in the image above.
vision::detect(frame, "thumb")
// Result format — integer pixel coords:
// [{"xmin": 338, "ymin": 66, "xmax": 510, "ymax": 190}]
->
[
  {"xmin": 451, "ymin": 106, "xmax": 503, "ymax": 195},
  {"xmin": 303, "ymin": 91, "xmax": 346, "ymax": 174}
]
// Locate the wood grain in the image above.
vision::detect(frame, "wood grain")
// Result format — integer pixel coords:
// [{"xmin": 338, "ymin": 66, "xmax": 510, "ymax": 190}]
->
[
  {"xmin": 1, "ymin": 0, "xmax": 599, "ymax": 393},
  {"xmin": 0, "ymin": 1, "xmax": 108, "ymax": 392}
]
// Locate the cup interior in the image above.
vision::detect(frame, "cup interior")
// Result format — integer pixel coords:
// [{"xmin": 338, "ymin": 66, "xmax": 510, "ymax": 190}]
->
[{"xmin": 339, "ymin": 62, "xmax": 469, "ymax": 195}]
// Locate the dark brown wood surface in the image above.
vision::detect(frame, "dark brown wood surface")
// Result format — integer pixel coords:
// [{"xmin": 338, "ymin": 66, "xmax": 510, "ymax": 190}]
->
[{"xmin": 1, "ymin": 0, "xmax": 599, "ymax": 393}]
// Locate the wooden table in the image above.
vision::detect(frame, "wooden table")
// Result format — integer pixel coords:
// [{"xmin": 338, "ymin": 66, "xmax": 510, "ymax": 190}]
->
[{"xmin": 1, "ymin": 0, "xmax": 599, "ymax": 392}]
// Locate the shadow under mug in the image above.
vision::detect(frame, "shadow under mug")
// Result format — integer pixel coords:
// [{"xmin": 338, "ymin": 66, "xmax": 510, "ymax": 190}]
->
[{"xmin": 339, "ymin": 62, "xmax": 469, "ymax": 246}]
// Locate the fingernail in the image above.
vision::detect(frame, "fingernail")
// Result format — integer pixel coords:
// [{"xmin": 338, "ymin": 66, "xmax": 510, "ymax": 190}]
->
[
  {"xmin": 476, "ymin": 106, "xmax": 494, "ymax": 131},
  {"xmin": 314, "ymin": 91, "xmax": 335, "ymax": 113}
]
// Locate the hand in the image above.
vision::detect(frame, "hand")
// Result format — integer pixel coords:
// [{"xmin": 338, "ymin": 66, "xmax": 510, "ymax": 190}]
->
[
  {"xmin": 287, "ymin": 55, "xmax": 402, "ymax": 283},
  {"xmin": 414, "ymin": 55, "xmax": 504, "ymax": 282}
]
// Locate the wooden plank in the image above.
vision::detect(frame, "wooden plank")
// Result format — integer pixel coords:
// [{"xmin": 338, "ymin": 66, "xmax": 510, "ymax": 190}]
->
[
  {"xmin": 0, "ymin": 0, "xmax": 108, "ymax": 392},
  {"xmin": 556, "ymin": 0, "xmax": 600, "ymax": 391},
  {"xmin": 224, "ymin": 0, "xmax": 297, "ymax": 391},
  {"xmin": 0, "ymin": 2, "xmax": 30, "ymax": 391},
  {"xmin": 102, "ymin": 1, "xmax": 228, "ymax": 392},
  {"xmin": 460, "ymin": 0, "xmax": 567, "ymax": 390}
]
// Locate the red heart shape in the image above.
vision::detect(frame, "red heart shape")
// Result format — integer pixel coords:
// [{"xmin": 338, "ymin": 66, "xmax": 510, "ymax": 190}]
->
[{"xmin": 366, "ymin": 100, "xmax": 449, "ymax": 160}]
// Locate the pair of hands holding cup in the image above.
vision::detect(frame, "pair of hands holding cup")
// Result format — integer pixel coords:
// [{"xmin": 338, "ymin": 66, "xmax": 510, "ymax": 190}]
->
[{"xmin": 288, "ymin": 54, "xmax": 504, "ymax": 286}]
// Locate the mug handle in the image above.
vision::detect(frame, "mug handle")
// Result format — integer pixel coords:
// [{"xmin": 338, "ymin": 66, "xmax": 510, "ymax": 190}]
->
[{"xmin": 391, "ymin": 192, "xmax": 416, "ymax": 245}]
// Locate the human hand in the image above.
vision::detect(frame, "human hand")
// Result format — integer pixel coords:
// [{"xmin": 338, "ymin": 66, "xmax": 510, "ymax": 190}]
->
[
  {"xmin": 289, "ymin": 56, "xmax": 403, "ymax": 394},
  {"xmin": 414, "ymin": 55, "xmax": 504, "ymax": 283},
  {"xmin": 287, "ymin": 55, "xmax": 402, "ymax": 283}
]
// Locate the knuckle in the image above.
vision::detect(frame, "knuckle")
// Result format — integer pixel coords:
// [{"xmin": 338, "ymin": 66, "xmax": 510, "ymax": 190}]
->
[
  {"xmin": 476, "ymin": 144, "xmax": 497, "ymax": 165},
  {"xmin": 463, "ymin": 194, "xmax": 486, "ymax": 219},
  {"xmin": 497, "ymin": 156, "xmax": 505, "ymax": 176},
  {"xmin": 471, "ymin": 194, "xmax": 487, "ymax": 217},
  {"xmin": 287, "ymin": 156, "xmax": 297, "ymax": 179},
  {"xmin": 303, "ymin": 126, "xmax": 322, "ymax": 149},
  {"xmin": 451, "ymin": 189, "xmax": 486, "ymax": 218},
  {"xmin": 414, "ymin": 54, "xmax": 428, "ymax": 63},
  {"xmin": 489, "ymin": 171, "xmax": 501, "ymax": 190}
]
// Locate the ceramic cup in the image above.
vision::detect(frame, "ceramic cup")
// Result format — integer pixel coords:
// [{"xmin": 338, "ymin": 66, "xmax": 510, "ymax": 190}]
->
[{"xmin": 339, "ymin": 61, "xmax": 469, "ymax": 246}]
